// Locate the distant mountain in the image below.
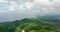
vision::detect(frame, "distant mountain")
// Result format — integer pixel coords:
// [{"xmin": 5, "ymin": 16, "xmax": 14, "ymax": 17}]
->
[{"xmin": 37, "ymin": 14, "xmax": 60, "ymax": 23}]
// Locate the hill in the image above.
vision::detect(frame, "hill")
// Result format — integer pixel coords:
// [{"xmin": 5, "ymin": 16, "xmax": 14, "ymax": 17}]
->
[{"xmin": 0, "ymin": 17, "xmax": 60, "ymax": 32}]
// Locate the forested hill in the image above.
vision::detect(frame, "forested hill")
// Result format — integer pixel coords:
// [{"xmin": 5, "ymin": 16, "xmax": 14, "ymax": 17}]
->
[{"xmin": 0, "ymin": 18, "xmax": 60, "ymax": 32}]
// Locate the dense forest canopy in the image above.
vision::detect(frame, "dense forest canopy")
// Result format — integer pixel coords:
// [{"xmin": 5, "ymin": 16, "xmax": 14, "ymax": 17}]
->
[{"xmin": 0, "ymin": 15, "xmax": 60, "ymax": 32}]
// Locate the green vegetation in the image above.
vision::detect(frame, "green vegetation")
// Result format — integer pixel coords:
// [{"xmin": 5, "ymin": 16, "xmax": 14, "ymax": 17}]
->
[{"xmin": 0, "ymin": 17, "xmax": 60, "ymax": 32}]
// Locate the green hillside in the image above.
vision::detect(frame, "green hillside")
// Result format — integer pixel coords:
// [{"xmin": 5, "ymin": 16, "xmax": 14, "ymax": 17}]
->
[{"xmin": 0, "ymin": 18, "xmax": 60, "ymax": 32}]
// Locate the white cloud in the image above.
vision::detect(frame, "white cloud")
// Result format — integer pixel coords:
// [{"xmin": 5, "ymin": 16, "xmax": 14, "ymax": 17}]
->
[
  {"xmin": 24, "ymin": 2, "xmax": 33, "ymax": 9},
  {"xmin": 0, "ymin": 0, "xmax": 60, "ymax": 22},
  {"xmin": 53, "ymin": 0, "xmax": 60, "ymax": 3},
  {"xmin": 18, "ymin": 4, "xmax": 26, "ymax": 10},
  {"xmin": 33, "ymin": 0, "xmax": 50, "ymax": 3},
  {"xmin": 9, "ymin": 7, "xmax": 16, "ymax": 11},
  {"xmin": 33, "ymin": 0, "xmax": 48, "ymax": 2},
  {"xmin": 0, "ymin": 0, "xmax": 60, "ymax": 14},
  {"xmin": 14, "ymin": 2, "xmax": 34, "ymax": 11},
  {"xmin": 0, "ymin": 0, "xmax": 8, "ymax": 3},
  {"xmin": 9, "ymin": 1, "xmax": 17, "ymax": 5}
]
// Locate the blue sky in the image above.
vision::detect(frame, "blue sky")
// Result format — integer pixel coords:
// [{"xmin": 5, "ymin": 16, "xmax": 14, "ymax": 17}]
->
[{"xmin": 0, "ymin": 0, "xmax": 60, "ymax": 22}]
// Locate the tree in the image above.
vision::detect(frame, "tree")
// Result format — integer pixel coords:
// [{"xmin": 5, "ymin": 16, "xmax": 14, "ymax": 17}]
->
[{"xmin": 0, "ymin": 25, "xmax": 7, "ymax": 32}]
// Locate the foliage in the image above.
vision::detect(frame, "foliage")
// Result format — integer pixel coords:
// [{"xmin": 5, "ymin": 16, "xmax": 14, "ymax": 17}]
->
[{"xmin": 0, "ymin": 18, "xmax": 60, "ymax": 32}]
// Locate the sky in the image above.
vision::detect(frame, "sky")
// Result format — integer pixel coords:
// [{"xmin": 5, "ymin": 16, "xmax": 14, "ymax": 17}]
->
[{"xmin": 0, "ymin": 0, "xmax": 60, "ymax": 22}]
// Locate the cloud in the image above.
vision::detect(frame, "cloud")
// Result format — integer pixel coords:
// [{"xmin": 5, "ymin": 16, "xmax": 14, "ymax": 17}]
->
[
  {"xmin": 18, "ymin": 2, "xmax": 33, "ymax": 10},
  {"xmin": 0, "ymin": 0, "xmax": 60, "ymax": 14},
  {"xmin": 24, "ymin": 2, "xmax": 33, "ymax": 9},
  {"xmin": 0, "ymin": 0, "xmax": 60, "ymax": 22},
  {"xmin": 0, "ymin": 0, "xmax": 8, "ymax": 3},
  {"xmin": 9, "ymin": 1, "xmax": 17, "ymax": 5},
  {"xmin": 9, "ymin": 7, "xmax": 16, "ymax": 11},
  {"xmin": 8, "ymin": 1, "xmax": 34, "ymax": 12}
]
